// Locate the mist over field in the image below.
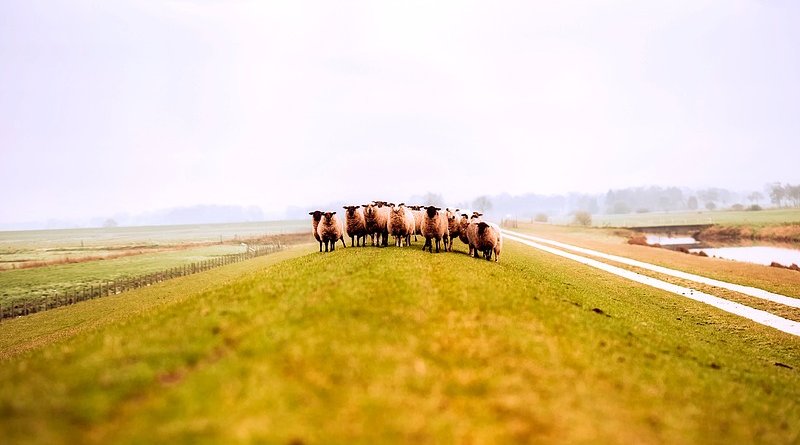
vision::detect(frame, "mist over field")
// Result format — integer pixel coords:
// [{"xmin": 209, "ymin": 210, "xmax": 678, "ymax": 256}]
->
[{"xmin": 2, "ymin": 0, "xmax": 799, "ymax": 229}]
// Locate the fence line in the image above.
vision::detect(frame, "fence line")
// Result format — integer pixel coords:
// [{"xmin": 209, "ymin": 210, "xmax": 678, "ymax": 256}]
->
[{"xmin": 0, "ymin": 243, "xmax": 285, "ymax": 321}]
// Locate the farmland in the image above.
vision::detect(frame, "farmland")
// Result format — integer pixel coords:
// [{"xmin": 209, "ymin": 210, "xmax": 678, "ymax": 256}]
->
[
  {"xmin": 583, "ymin": 207, "xmax": 800, "ymax": 228},
  {"xmin": 0, "ymin": 221, "xmax": 311, "ymax": 309},
  {"xmin": 1, "ymin": 239, "xmax": 798, "ymax": 444}
]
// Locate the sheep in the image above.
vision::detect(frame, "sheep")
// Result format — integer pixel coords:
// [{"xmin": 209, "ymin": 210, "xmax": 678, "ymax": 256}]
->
[
  {"xmin": 421, "ymin": 206, "xmax": 450, "ymax": 253},
  {"xmin": 474, "ymin": 222, "xmax": 502, "ymax": 261},
  {"xmin": 465, "ymin": 213, "xmax": 502, "ymax": 261},
  {"xmin": 409, "ymin": 205, "xmax": 424, "ymax": 242},
  {"xmin": 387, "ymin": 203, "xmax": 415, "ymax": 247},
  {"xmin": 317, "ymin": 211, "xmax": 346, "ymax": 252},
  {"xmin": 343, "ymin": 205, "xmax": 367, "ymax": 247},
  {"xmin": 465, "ymin": 213, "xmax": 483, "ymax": 258},
  {"xmin": 457, "ymin": 213, "xmax": 471, "ymax": 245},
  {"xmin": 445, "ymin": 208, "xmax": 461, "ymax": 249},
  {"xmin": 372, "ymin": 201, "xmax": 390, "ymax": 247},
  {"xmin": 308, "ymin": 210, "xmax": 323, "ymax": 252}
]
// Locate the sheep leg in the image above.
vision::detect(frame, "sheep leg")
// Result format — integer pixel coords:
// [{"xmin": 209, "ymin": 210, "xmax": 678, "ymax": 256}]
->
[
  {"xmin": 434, "ymin": 237, "xmax": 440, "ymax": 253},
  {"xmin": 319, "ymin": 241, "xmax": 323, "ymax": 252}
]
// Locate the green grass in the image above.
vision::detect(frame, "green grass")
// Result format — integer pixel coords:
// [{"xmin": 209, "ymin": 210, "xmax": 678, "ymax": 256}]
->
[
  {"xmin": 0, "ymin": 245, "xmax": 252, "ymax": 306},
  {"xmin": 0, "ymin": 220, "xmax": 308, "ymax": 248},
  {"xmin": 0, "ymin": 242, "xmax": 798, "ymax": 444},
  {"xmin": 588, "ymin": 208, "xmax": 800, "ymax": 228}
]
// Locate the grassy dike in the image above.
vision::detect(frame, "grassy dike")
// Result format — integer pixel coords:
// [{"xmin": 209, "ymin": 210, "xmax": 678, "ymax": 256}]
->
[{"xmin": 0, "ymin": 242, "xmax": 798, "ymax": 444}]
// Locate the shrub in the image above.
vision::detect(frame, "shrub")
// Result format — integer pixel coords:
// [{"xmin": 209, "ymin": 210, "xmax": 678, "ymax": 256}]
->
[
  {"xmin": 747, "ymin": 204, "xmax": 762, "ymax": 211},
  {"xmin": 534, "ymin": 213, "xmax": 548, "ymax": 223},
  {"xmin": 730, "ymin": 203, "xmax": 744, "ymax": 211},
  {"xmin": 627, "ymin": 234, "xmax": 648, "ymax": 246},
  {"xmin": 573, "ymin": 211, "xmax": 592, "ymax": 226}
]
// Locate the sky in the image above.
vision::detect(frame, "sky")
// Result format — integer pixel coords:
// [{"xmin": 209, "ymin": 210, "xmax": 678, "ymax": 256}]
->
[{"xmin": 1, "ymin": 0, "xmax": 799, "ymax": 225}]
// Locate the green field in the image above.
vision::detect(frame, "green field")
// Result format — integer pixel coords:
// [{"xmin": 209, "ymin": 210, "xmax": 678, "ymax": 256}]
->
[
  {"xmin": 1, "ymin": 241, "xmax": 797, "ymax": 444},
  {"xmin": 0, "ymin": 244, "xmax": 253, "ymax": 307},
  {"xmin": 0, "ymin": 220, "xmax": 308, "ymax": 248},
  {"xmin": 0, "ymin": 221, "xmax": 312, "ymax": 308},
  {"xmin": 585, "ymin": 208, "xmax": 800, "ymax": 228}
]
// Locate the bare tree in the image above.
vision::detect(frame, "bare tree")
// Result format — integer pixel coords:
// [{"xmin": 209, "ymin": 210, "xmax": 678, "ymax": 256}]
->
[
  {"xmin": 767, "ymin": 183, "xmax": 785, "ymax": 207},
  {"xmin": 422, "ymin": 192, "xmax": 445, "ymax": 207},
  {"xmin": 747, "ymin": 191, "xmax": 763, "ymax": 205},
  {"xmin": 472, "ymin": 196, "xmax": 493, "ymax": 212}
]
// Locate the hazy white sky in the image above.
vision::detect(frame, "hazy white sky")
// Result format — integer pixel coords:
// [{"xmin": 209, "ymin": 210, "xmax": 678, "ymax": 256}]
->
[{"xmin": 2, "ymin": 0, "xmax": 799, "ymax": 223}]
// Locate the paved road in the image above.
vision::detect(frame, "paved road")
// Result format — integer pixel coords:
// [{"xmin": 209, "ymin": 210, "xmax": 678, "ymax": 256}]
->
[{"xmin": 502, "ymin": 229, "xmax": 800, "ymax": 337}]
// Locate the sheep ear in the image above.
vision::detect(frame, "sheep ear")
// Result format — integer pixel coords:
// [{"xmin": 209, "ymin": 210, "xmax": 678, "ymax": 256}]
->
[
  {"xmin": 342, "ymin": 206, "xmax": 347, "ymax": 209},
  {"xmin": 332, "ymin": 211, "xmax": 337, "ymax": 215},
  {"xmin": 435, "ymin": 207, "xmax": 441, "ymax": 210},
  {"xmin": 355, "ymin": 205, "xmax": 360, "ymax": 208},
  {"xmin": 308, "ymin": 212, "xmax": 314, "ymax": 215}
]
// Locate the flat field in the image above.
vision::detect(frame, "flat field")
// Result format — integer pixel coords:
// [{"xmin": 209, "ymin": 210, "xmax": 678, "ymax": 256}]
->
[
  {"xmin": 1, "ymin": 240, "xmax": 797, "ymax": 444},
  {"xmin": 586, "ymin": 208, "xmax": 800, "ymax": 228},
  {"xmin": 0, "ymin": 221, "xmax": 312, "ymax": 307}
]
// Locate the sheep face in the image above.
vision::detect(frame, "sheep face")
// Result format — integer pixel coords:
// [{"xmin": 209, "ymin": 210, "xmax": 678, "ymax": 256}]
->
[
  {"xmin": 308, "ymin": 210, "xmax": 322, "ymax": 222},
  {"xmin": 343, "ymin": 205, "xmax": 360, "ymax": 217},
  {"xmin": 323, "ymin": 211, "xmax": 336, "ymax": 222},
  {"xmin": 425, "ymin": 206, "xmax": 441, "ymax": 218}
]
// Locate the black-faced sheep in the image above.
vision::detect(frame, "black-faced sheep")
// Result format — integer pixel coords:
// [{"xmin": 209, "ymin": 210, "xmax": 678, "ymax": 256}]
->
[
  {"xmin": 445, "ymin": 208, "xmax": 461, "ymax": 249},
  {"xmin": 317, "ymin": 211, "xmax": 346, "ymax": 252},
  {"xmin": 308, "ymin": 210, "xmax": 323, "ymax": 252},
  {"xmin": 474, "ymin": 222, "xmax": 502, "ymax": 261},
  {"xmin": 387, "ymin": 203, "xmax": 415, "ymax": 247},
  {"xmin": 343, "ymin": 205, "xmax": 367, "ymax": 247},
  {"xmin": 465, "ymin": 213, "xmax": 483, "ymax": 258},
  {"xmin": 465, "ymin": 214, "xmax": 501, "ymax": 261},
  {"xmin": 408, "ymin": 205, "xmax": 424, "ymax": 242},
  {"xmin": 364, "ymin": 201, "xmax": 390, "ymax": 247},
  {"xmin": 421, "ymin": 206, "xmax": 450, "ymax": 253}
]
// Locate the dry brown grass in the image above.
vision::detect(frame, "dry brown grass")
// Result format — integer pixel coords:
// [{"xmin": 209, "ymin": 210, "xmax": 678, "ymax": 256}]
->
[
  {"xmin": 514, "ymin": 222, "xmax": 800, "ymax": 300},
  {"xmin": 699, "ymin": 224, "xmax": 800, "ymax": 243}
]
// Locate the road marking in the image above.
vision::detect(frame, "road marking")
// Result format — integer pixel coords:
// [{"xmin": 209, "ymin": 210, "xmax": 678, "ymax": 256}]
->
[
  {"xmin": 502, "ymin": 231, "xmax": 800, "ymax": 337},
  {"xmin": 503, "ymin": 230, "xmax": 800, "ymax": 309}
]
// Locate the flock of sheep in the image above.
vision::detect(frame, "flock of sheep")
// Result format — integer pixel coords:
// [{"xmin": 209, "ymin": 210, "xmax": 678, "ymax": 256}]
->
[{"xmin": 308, "ymin": 201, "xmax": 503, "ymax": 261}]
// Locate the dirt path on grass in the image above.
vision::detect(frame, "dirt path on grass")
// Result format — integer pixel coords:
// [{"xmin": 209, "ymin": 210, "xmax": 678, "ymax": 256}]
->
[{"xmin": 502, "ymin": 230, "xmax": 800, "ymax": 337}]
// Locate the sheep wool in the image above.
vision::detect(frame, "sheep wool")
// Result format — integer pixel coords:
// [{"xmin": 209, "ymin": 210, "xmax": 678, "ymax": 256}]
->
[
  {"xmin": 421, "ymin": 206, "xmax": 450, "ymax": 253},
  {"xmin": 343, "ymin": 205, "xmax": 367, "ymax": 247},
  {"xmin": 473, "ymin": 222, "xmax": 502, "ymax": 262},
  {"xmin": 317, "ymin": 212, "xmax": 346, "ymax": 252},
  {"xmin": 387, "ymin": 203, "xmax": 415, "ymax": 247},
  {"xmin": 308, "ymin": 210, "xmax": 323, "ymax": 252}
]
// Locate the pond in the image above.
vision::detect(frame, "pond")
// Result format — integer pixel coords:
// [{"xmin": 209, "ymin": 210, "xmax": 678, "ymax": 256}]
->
[
  {"xmin": 688, "ymin": 246, "xmax": 800, "ymax": 268},
  {"xmin": 645, "ymin": 234, "xmax": 699, "ymax": 246},
  {"xmin": 642, "ymin": 233, "xmax": 800, "ymax": 268}
]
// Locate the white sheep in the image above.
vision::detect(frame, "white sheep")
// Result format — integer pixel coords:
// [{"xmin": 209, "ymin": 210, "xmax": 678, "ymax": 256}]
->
[
  {"xmin": 421, "ymin": 206, "xmax": 450, "ymax": 253},
  {"xmin": 367, "ymin": 201, "xmax": 390, "ymax": 247},
  {"xmin": 308, "ymin": 210, "xmax": 323, "ymax": 252},
  {"xmin": 317, "ymin": 211, "xmax": 346, "ymax": 252},
  {"xmin": 343, "ymin": 205, "xmax": 367, "ymax": 247},
  {"xmin": 387, "ymin": 203, "xmax": 415, "ymax": 247},
  {"xmin": 466, "ymin": 213, "xmax": 502, "ymax": 261}
]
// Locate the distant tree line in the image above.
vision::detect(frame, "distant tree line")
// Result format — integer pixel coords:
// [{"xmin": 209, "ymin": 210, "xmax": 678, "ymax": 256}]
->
[{"xmin": 767, "ymin": 182, "xmax": 800, "ymax": 208}]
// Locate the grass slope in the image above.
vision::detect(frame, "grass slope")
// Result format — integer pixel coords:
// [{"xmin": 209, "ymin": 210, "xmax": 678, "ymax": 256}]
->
[{"xmin": 1, "ymin": 242, "xmax": 798, "ymax": 444}]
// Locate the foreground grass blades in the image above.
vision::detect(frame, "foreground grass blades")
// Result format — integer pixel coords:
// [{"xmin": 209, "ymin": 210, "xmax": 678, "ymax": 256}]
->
[{"xmin": 1, "ymin": 242, "xmax": 798, "ymax": 444}]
